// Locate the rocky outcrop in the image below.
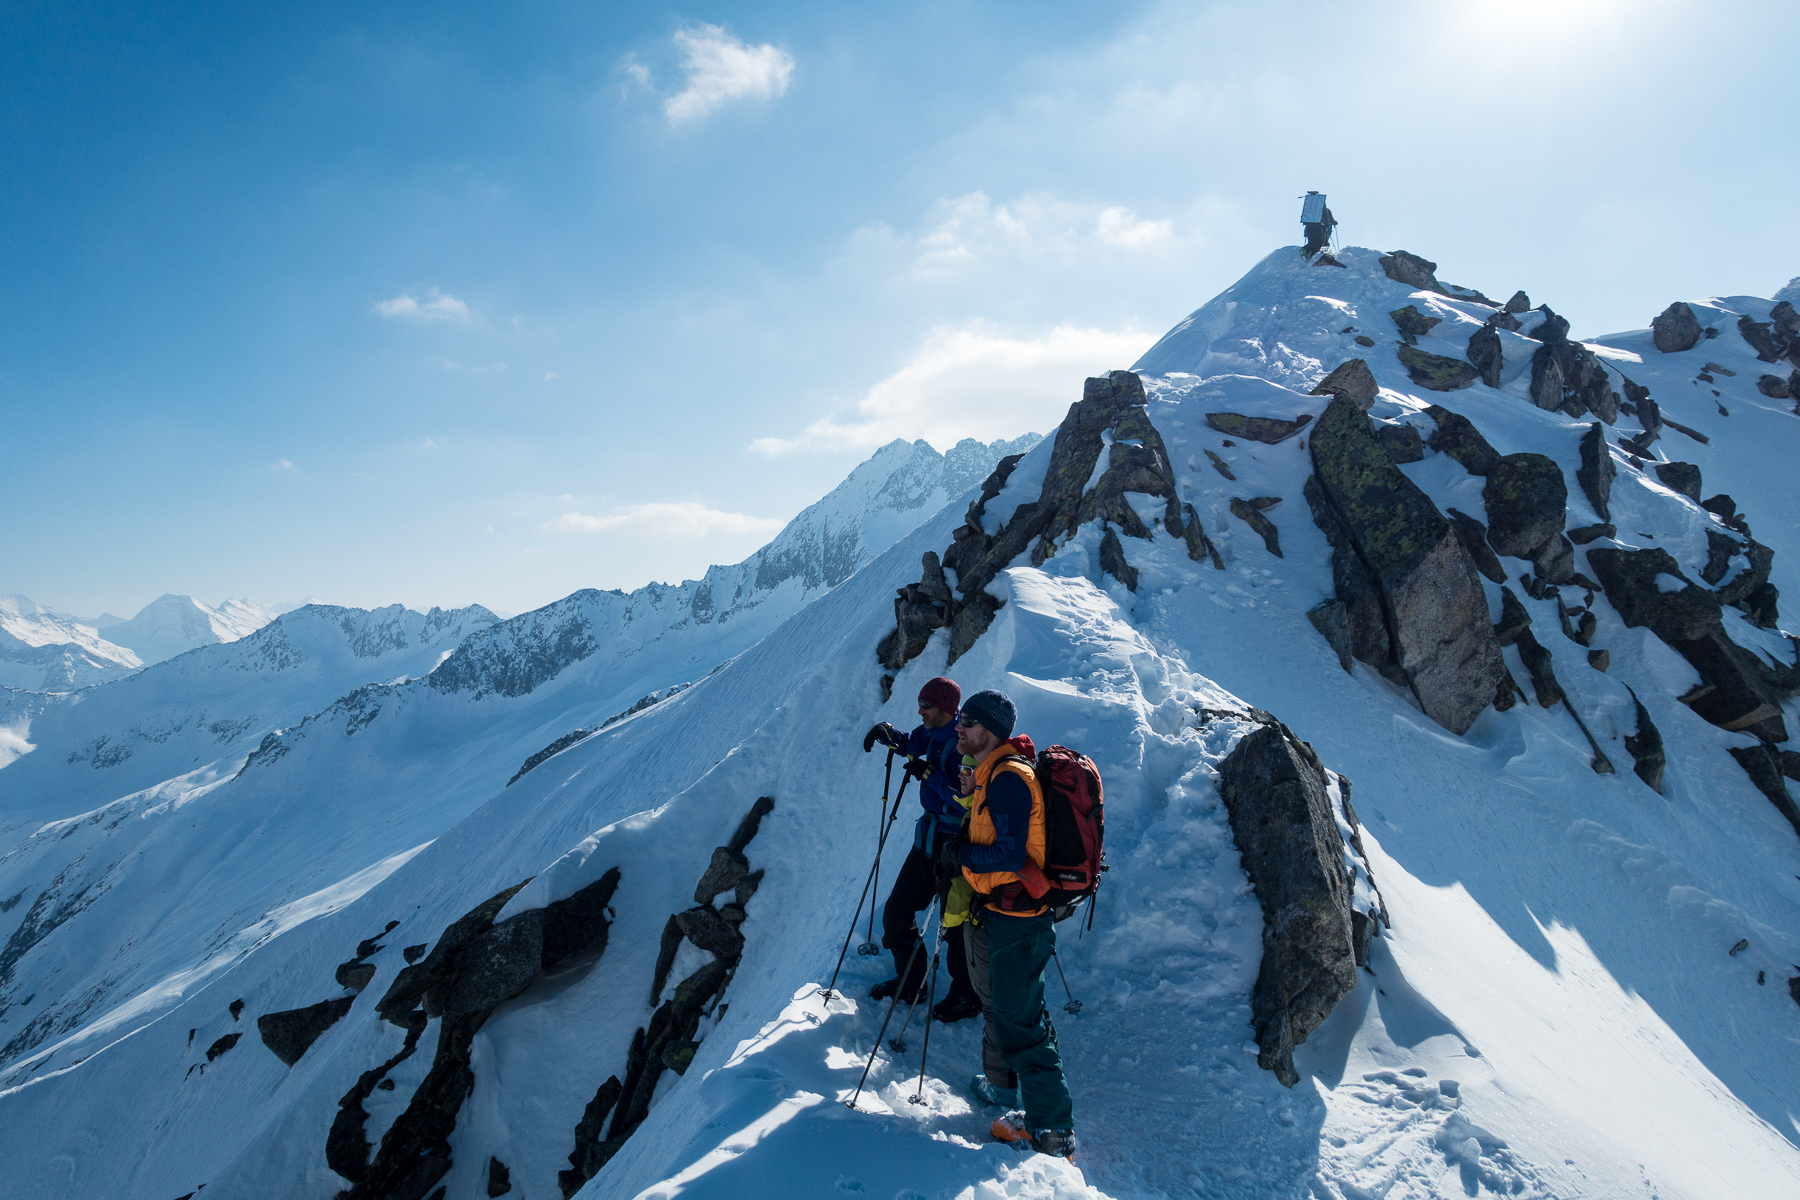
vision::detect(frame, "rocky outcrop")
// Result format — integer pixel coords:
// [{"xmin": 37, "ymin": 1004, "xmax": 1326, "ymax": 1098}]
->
[
  {"xmin": 1757, "ymin": 373, "xmax": 1792, "ymax": 399},
  {"xmin": 1216, "ymin": 721, "xmax": 1378, "ymax": 1088},
  {"xmin": 1527, "ymin": 316, "xmax": 1619, "ymax": 422},
  {"xmin": 1303, "ymin": 477, "xmax": 1395, "ymax": 682},
  {"xmin": 1310, "ymin": 359, "xmax": 1379, "ymax": 411},
  {"xmin": 1446, "ymin": 509, "xmax": 1506, "ymax": 584},
  {"xmin": 1396, "ymin": 344, "xmax": 1478, "ymax": 392},
  {"xmin": 1576, "ymin": 424, "xmax": 1615, "ymax": 522},
  {"xmin": 1505, "ymin": 291, "xmax": 1531, "ymax": 314},
  {"xmin": 1652, "ymin": 302, "xmax": 1703, "ymax": 353},
  {"xmin": 1483, "ymin": 454, "xmax": 1568, "ymax": 560},
  {"xmin": 1467, "ymin": 323, "xmax": 1503, "ymax": 388},
  {"xmin": 877, "ymin": 371, "xmax": 1220, "ymax": 676},
  {"xmin": 258, "ymin": 997, "xmax": 356, "ymax": 1067},
  {"xmin": 1307, "ymin": 398, "xmax": 1505, "ymax": 734},
  {"xmin": 1726, "ymin": 746, "xmax": 1800, "ymax": 841},
  {"xmin": 1099, "ymin": 527, "xmax": 1141, "ymax": 588},
  {"xmin": 1373, "ymin": 424, "xmax": 1423, "ymax": 463},
  {"xmin": 1588, "ymin": 548, "xmax": 1788, "ymax": 745},
  {"xmin": 1379, "ymin": 250, "xmax": 1443, "ymax": 292},
  {"xmin": 1654, "ymin": 461, "xmax": 1702, "ymax": 502},
  {"xmin": 1624, "ymin": 689, "xmax": 1666, "ymax": 794},
  {"xmin": 1229, "ymin": 499, "xmax": 1283, "ymax": 558},
  {"xmin": 1389, "ymin": 305, "xmax": 1441, "ymax": 344},
  {"xmin": 1738, "ymin": 314, "xmax": 1783, "ymax": 363},
  {"xmin": 1424, "ymin": 405, "xmax": 1500, "ymax": 475},
  {"xmin": 1204, "ymin": 411, "xmax": 1312, "ymax": 444}
]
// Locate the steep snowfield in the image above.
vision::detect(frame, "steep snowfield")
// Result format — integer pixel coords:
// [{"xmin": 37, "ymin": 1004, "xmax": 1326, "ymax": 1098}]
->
[{"xmin": 1, "ymin": 249, "xmax": 1798, "ymax": 1200}]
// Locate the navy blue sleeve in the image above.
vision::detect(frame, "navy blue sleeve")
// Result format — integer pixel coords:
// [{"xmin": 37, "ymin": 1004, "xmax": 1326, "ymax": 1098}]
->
[
  {"xmin": 959, "ymin": 770, "xmax": 1030, "ymax": 873},
  {"xmin": 905, "ymin": 725, "xmax": 961, "ymax": 821}
]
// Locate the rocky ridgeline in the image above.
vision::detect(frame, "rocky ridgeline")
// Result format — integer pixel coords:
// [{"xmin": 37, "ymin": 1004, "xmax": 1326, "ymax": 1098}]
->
[{"xmin": 212, "ymin": 796, "xmax": 774, "ymax": 1200}]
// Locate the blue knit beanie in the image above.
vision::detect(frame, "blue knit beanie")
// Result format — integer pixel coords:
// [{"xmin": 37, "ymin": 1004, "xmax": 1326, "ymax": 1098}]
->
[{"xmin": 960, "ymin": 689, "xmax": 1016, "ymax": 740}]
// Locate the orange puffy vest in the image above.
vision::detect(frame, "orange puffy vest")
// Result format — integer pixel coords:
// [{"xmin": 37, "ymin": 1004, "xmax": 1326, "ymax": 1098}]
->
[{"xmin": 962, "ymin": 747, "xmax": 1049, "ymax": 917}]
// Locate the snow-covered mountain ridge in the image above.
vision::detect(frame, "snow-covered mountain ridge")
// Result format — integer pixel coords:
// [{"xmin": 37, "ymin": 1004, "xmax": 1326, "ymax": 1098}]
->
[
  {"xmin": 2, "ymin": 248, "xmax": 1798, "ymax": 1200},
  {"xmin": 0, "ymin": 592, "xmax": 281, "ymax": 690}
]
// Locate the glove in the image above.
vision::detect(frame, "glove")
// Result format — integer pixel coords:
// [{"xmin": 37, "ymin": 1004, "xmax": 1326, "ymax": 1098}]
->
[
  {"xmin": 902, "ymin": 757, "xmax": 931, "ymax": 782},
  {"xmin": 936, "ymin": 832, "xmax": 967, "ymax": 873},
  {"xmin": 862, "ymin": 722, "xmax": 900, "ymax": 753}
]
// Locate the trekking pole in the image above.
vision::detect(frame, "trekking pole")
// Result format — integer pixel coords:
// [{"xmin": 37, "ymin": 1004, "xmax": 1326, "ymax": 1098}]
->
[
  {"xmin": 846, "ymin": 895, "xmax": 938, "ymax": 1112},
  {"xmin": 821, "ymin": 770, "xmax": 912, "ymax": 1001},
  {"xmin": 906, "ymin": 895, "xmax": 951, "ymax": 1104},
  {"xmin": 858, "ymin": 748, "xmax": 899, "ymax": 956},
  {"xmin": 1051, "ymin": 949, "xmax": 1082, "ymax": 1016}
]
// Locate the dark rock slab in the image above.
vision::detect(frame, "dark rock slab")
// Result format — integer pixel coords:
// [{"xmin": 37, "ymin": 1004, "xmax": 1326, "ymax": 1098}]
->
[
  {"xmin": 559, "ymin": 1075, "xmax": 623, "ymax": 1198},
  {"xmin": 1492, "ymin": 586, "xmax": 1532, "ymax": 647},
  {"xmin": 440, "ymin": 909, "xmax": 545, "ymax": 1017},
  {"xmin": 205, "ymin": 1032, "xmax": 242, "ymax": 1062},
  {"xmin": 877, "ymin": 551, "xmax": 954, "ymax": 670},
  {"xmin": 675, "ymin": 905, "xmax": 745, "ymax": 958},
  {"xmin": 727, "ymin": 796, "xmax": 775, "ymax": 854},
  {"xmin": 1586, "ymin": 548, "xmax": 1721, "ymax": 642},
  {"xmin": 258, "ymin": 996, "xmax": 356, "ymax": 1066},
  {"xmin": 1576, "ymin": 424, "xmax": 1614, "ymax": 522},
  {"xmin": 1727, "ymin": 745, "xmax": 1800, "ymax": 842},
  {"xmin": 1309, "ymin": 399, "xmax": 1503, "ymax": 732},
  {"xmin": 1229, "ymin": 498, "xmax": 1283, "ymax": 558},
  {"xmin": 1303, "ymin": 477, "xmax": 1393, "ymax": 679},
  {"xmin": 1389, "ymin": 305, "xmax": 1441, "ymax": 344},
  {"xmin": 734, "ymin": 868, "xmax": 764, "ymax": 907},
  {"xmin": 1424, "ymin": 405, "xmax": 1500, "ymax": 475},
  {"xmin": 1447, "ymin": 509, "xmax": 1506, "ymax": 584},
  {"xmin": 1379, "ymin": 250, "xmax": 1442, "ymax": 291},
  {"xmin": 488, "ymin": 1156, "xmax": 512, "ymax": 1197},
  {"xmin": 376, "ymin": 881, "xmax": 532, "ymax": 1025},
  {"xmin": 1310, "ymin": 359, "xmax": 1379, "ymax": 411},
  {"xmin": 1204, "ymin": 411, "xmax": 1312, "ymax": 444},
  {"xmin": 1623, "ymin": 689, "xmax": 1665, "ymax": 793},
  {"xmin": 1655, "ymin": 461, "xmax": 1702, "ymax": 501},
  {"xmin": 336, "ymin": 960, "xmax": 378, "ymax": 994},
  {"xmin": 1652, "ymin": 302, "xmax": 1702, "ymax": 353},
  {"xmin": 1099, "ymin": 526, "xmax": 1142, "ymax": 587},
  {"xmin": 1567, "ymin": 523, "xmax": 1615, "ymax": 546},
  {"xmin": 1397, "ymin": 344, "xmax": 1478, "ymax": 391},
  {"xmin": 649, "ymin": 915, "xmax": 683, "ymax": 1006},
  {"xmin": 1504, "ymin": 291, "xmax": 1531, "ymax": 314},
  {"xmin": 1529, "ymin": 350, "xmax": 1564, "ymax": 411},
  {"xmin": 1533, "ymin": 534, "xmax": 1576, "ymax": 587},
  {"xmin": 1307, "ymin": 601, "xmax": 1353, "ymax": 674},
  {"xmin": 1738, "ymin": 314, "xmax": 1783, "ymax": 362},
  {"xmin": 1757, "ymin": 373, "xmax": 1792, "ymax": 399},
  {"xmin": 1483, "ymin": 454, "xmax": 1568, "ymax": 559},
  {"xmin": 694, "ymin": 846, "xmax": 750, "ymax": 906},
  {"xmin": 1216, "ymin": 724, "xmax": 1357, "ymax": 1088},
  {"xmin": 1702, "ymin": 529, "xmax": 1739, "ymax": 585},
  {"xmin": 1529, "ymin": 308, "xmax": 1571, "ymax": 344},
  {"xmin": 1374, "ymin": 423, "xmax": 1424, "ymax": 463},
  {"xmin": 1467, "ymin": 323, "xmax": 1503, "ymax": 388}
]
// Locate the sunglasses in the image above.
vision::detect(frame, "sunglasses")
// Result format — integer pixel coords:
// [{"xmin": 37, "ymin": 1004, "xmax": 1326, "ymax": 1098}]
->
[{"xmin": 956, "ymin": 714, "xmax": 980, "ymax": 728}]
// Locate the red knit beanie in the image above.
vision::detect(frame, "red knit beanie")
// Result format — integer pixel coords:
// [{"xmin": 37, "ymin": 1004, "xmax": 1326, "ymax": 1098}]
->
[{"xmin": 918, "ymin": 676, "xmax": 961, "ymax": 714}]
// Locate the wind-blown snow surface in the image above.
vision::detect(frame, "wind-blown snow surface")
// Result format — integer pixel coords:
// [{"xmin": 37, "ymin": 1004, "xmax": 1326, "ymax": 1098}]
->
[{"xmin": 3, "ymin": 251, "xmax": 1799, "ymax": 1200}]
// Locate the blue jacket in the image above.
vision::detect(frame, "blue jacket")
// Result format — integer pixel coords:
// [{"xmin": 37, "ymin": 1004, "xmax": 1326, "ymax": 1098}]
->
[{"xmin": 902, "ymin": 720, "xmax": 964, "ymax": 848}]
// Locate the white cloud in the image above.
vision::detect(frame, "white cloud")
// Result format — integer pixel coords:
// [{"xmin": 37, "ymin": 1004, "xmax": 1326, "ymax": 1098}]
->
[
  {"xmin": 545, "ymin": 502, "xmax": 785, "ymax": 540},
  {"xmin": 664, "ymin": 24, "xmax": 795, "ymax": 124},
  {"xmin": 373, "ymin": 289, "xmax": 472, "ymax": 323},
  {"xmin": 1096, "ymin": 206, "xmax": 1173, "ymax": 248},
  {"xmin": 750, "ymin": 321, "xmax": 1149, "ymax": 456},
  {"xmin": 898, "ymin": 193, "xmax": 1183, "ymax": 280},
  {"xmin": 269, "ymin": 458, "xmax": 294, "ymax": 470}
]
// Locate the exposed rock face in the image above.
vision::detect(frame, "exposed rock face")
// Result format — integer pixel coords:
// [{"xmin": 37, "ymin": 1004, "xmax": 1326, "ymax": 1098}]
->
[
  {"xmin": 1655, "ymin": 461, "xmax": 1702, "ymax": 502},
  {"xmin": 1624, "ymin": 689, "xmax": 1666, "ymax": 794},
  {"xmin": 876, "ymin": 552, "xmax": 954, "ymax": 671},
  {"xmin": 1389, "ymin": 305, "xmax": 1441, "ymax": 344},
  {"xmin": 1738, "ymin": 314, "xmax": 1783, "ymax": 362},
  {"xmin": 1576, "ymin": 424, "xmax": 1615, "ymax": 522},
  {"xmin": 1379, "ymin": 250, "xmax": 1443, "ymax": 292},
  {"xmin": 1424, "ymin": 405, "xmax": 1500, "ymax": 475},
  {"xmin": 693, "ymin": 847, "xmax": 749, "ymax": 906},
  {"xmin": 1652, "ymin": 302, "xmax": 1703, "ymax": 353},
  {"xmin": 1307, "ymin": 398, "xmax": 1505, "ymax": 734},
  {"xmin": 1587, "ymin": 548, "xmax": 1788, "ymax": 743},
  {"xmin": 1098, "ymin": 526, "xmax": 1141, "ymax": 588},
  {"xmin": 1567, "ymin": 523, "xmax": 1615, "ymax": 545},
  {"xmin": 1216, "ymin": 723, "xmax": 1364, "ymax": 1088},
  {"xmin": 1396, "ymin": 344, "xmax": 1478, "ymax": 391},
  {"xmin": 1505, "ymin": 290, "xmax": 1531, "ymax": 314},
  {"xmin": 1204, "ymin": 411, "xmax": 1313, "ymax": 444},
  {"xmin": 1303, "ymin": 476, "xmax": 1395, "ymax": 682},
  {"xmin": 257, "ymin": 996, "xmax": 356, "ymax": 1067},
  {"xmin": 1528, "ymin": 318, "xmax": 1620, "ymax": 422},
  {"xmin": 1373, "ymin": 423, "xmax": 1423, "ymax": 463},
  {"xmin": 1757, "ymin": 373, "xmax": 1792, "ymax": 399},
  {"xmin": 1483, "ymin": 454, "xmax": 1568, "ymax": 559},
  {"xmin": 1229, "ymin": 499, "xmax": 1284, "ymax": 558},
  {"xmin": 1727, "ymin": 746, "xmax": 1800, "ymax": 841},
  {"xmin": 1467, "ymin": 324, "xmax": 1504, "ymax": 388},
  {"xmin": 1446, "ymin": 509, "xmax": 1506, "ymax": 584},
  {"xmin": 880, "ymin": 370, "xmax": 1220, "ymax": 672},
  {"xmin": 1310, "ymin": 358, "xmax": 1379, "ymax": 411}
]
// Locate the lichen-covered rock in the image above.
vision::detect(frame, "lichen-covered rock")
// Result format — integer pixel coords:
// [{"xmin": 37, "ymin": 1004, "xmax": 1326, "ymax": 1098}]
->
[
  {"xmin": 258, "ymin": 996, "xmax": 356, "ymax": 1067},
  {"xmin": 1303, "ymin": 476, "xmax": 1395, "ymax": 682},
  {"xmin": 1309, "ymin": 398, "xmax": 1504, "ymax": 733},
  {"xmin": 1586, "ymin": 548, "xmax": 1721, "ymax": 642},
  {"xmin": 1215, "ymin": 724, "xmax": 1358, "ymax": 1088},
  {"xmin": 1309, "ymin": 358, "xmax": 1379, "ymax": 411},
  {"xmin": 1204, "ymin": 411, "xmax": 1312, "ymax": 444},
  {"xmin": 1389, "ymin": 305, "xmax": 1441, "ymax": 344},
  {"xmin": 1576, "ymin": 424, "xmax": 1615, "ymax": 522},
  {"xmin": 1467, "ymin": 323, "xmax": 1503, "ymax": 388},
  {"xmin": 1374, "ymin": 423, "xmax": 1423, "ymax": 463},
  {"xmin": 1396, "ymin": 344, "xmax": 1477, "ymax": 392},
  {"xmin": 1652, "ymin": 302, "xmax": 1702, "ymax": 353},
  {"xmin": 674, "ymin": 905, "xmax": 745, "ymax": 958},
  {"xmin": 1424, "ymin": 405, "xmax": 1500, "ymax": 475},
  {"xmin": 1482, "ymin": 454, "xmax": 1568, "ymax": 559}
]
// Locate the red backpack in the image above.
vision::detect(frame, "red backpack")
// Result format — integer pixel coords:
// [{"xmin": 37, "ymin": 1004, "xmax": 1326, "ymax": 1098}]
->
[{"xmin": 1019, "ymin": 745, "xmax": 1106, "ymax": 923}]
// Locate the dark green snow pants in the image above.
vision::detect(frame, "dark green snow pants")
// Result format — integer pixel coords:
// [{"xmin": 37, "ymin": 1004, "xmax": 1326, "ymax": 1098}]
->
[{"xmin": 984, "ymin": 910, "xmax": 1073, "ymax": 1131}]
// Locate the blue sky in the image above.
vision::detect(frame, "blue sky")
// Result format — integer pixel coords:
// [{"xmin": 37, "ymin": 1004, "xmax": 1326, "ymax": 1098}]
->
[{"xmin": 5, "ymin": 0, "xmax": 1796, "ymax": 618}]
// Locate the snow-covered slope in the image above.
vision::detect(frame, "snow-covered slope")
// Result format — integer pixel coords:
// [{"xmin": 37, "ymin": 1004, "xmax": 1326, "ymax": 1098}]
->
[
  {"xmin": 2, "ymin": 250, "xmax": 1797, "ymax": 1200},
  {"xmin": 0, "ymin": 594, "xmax": 143, "ymax": 690},
  {"xmin": 100, "ymin": 593, "xmax": 280, "ymax": 664}
]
